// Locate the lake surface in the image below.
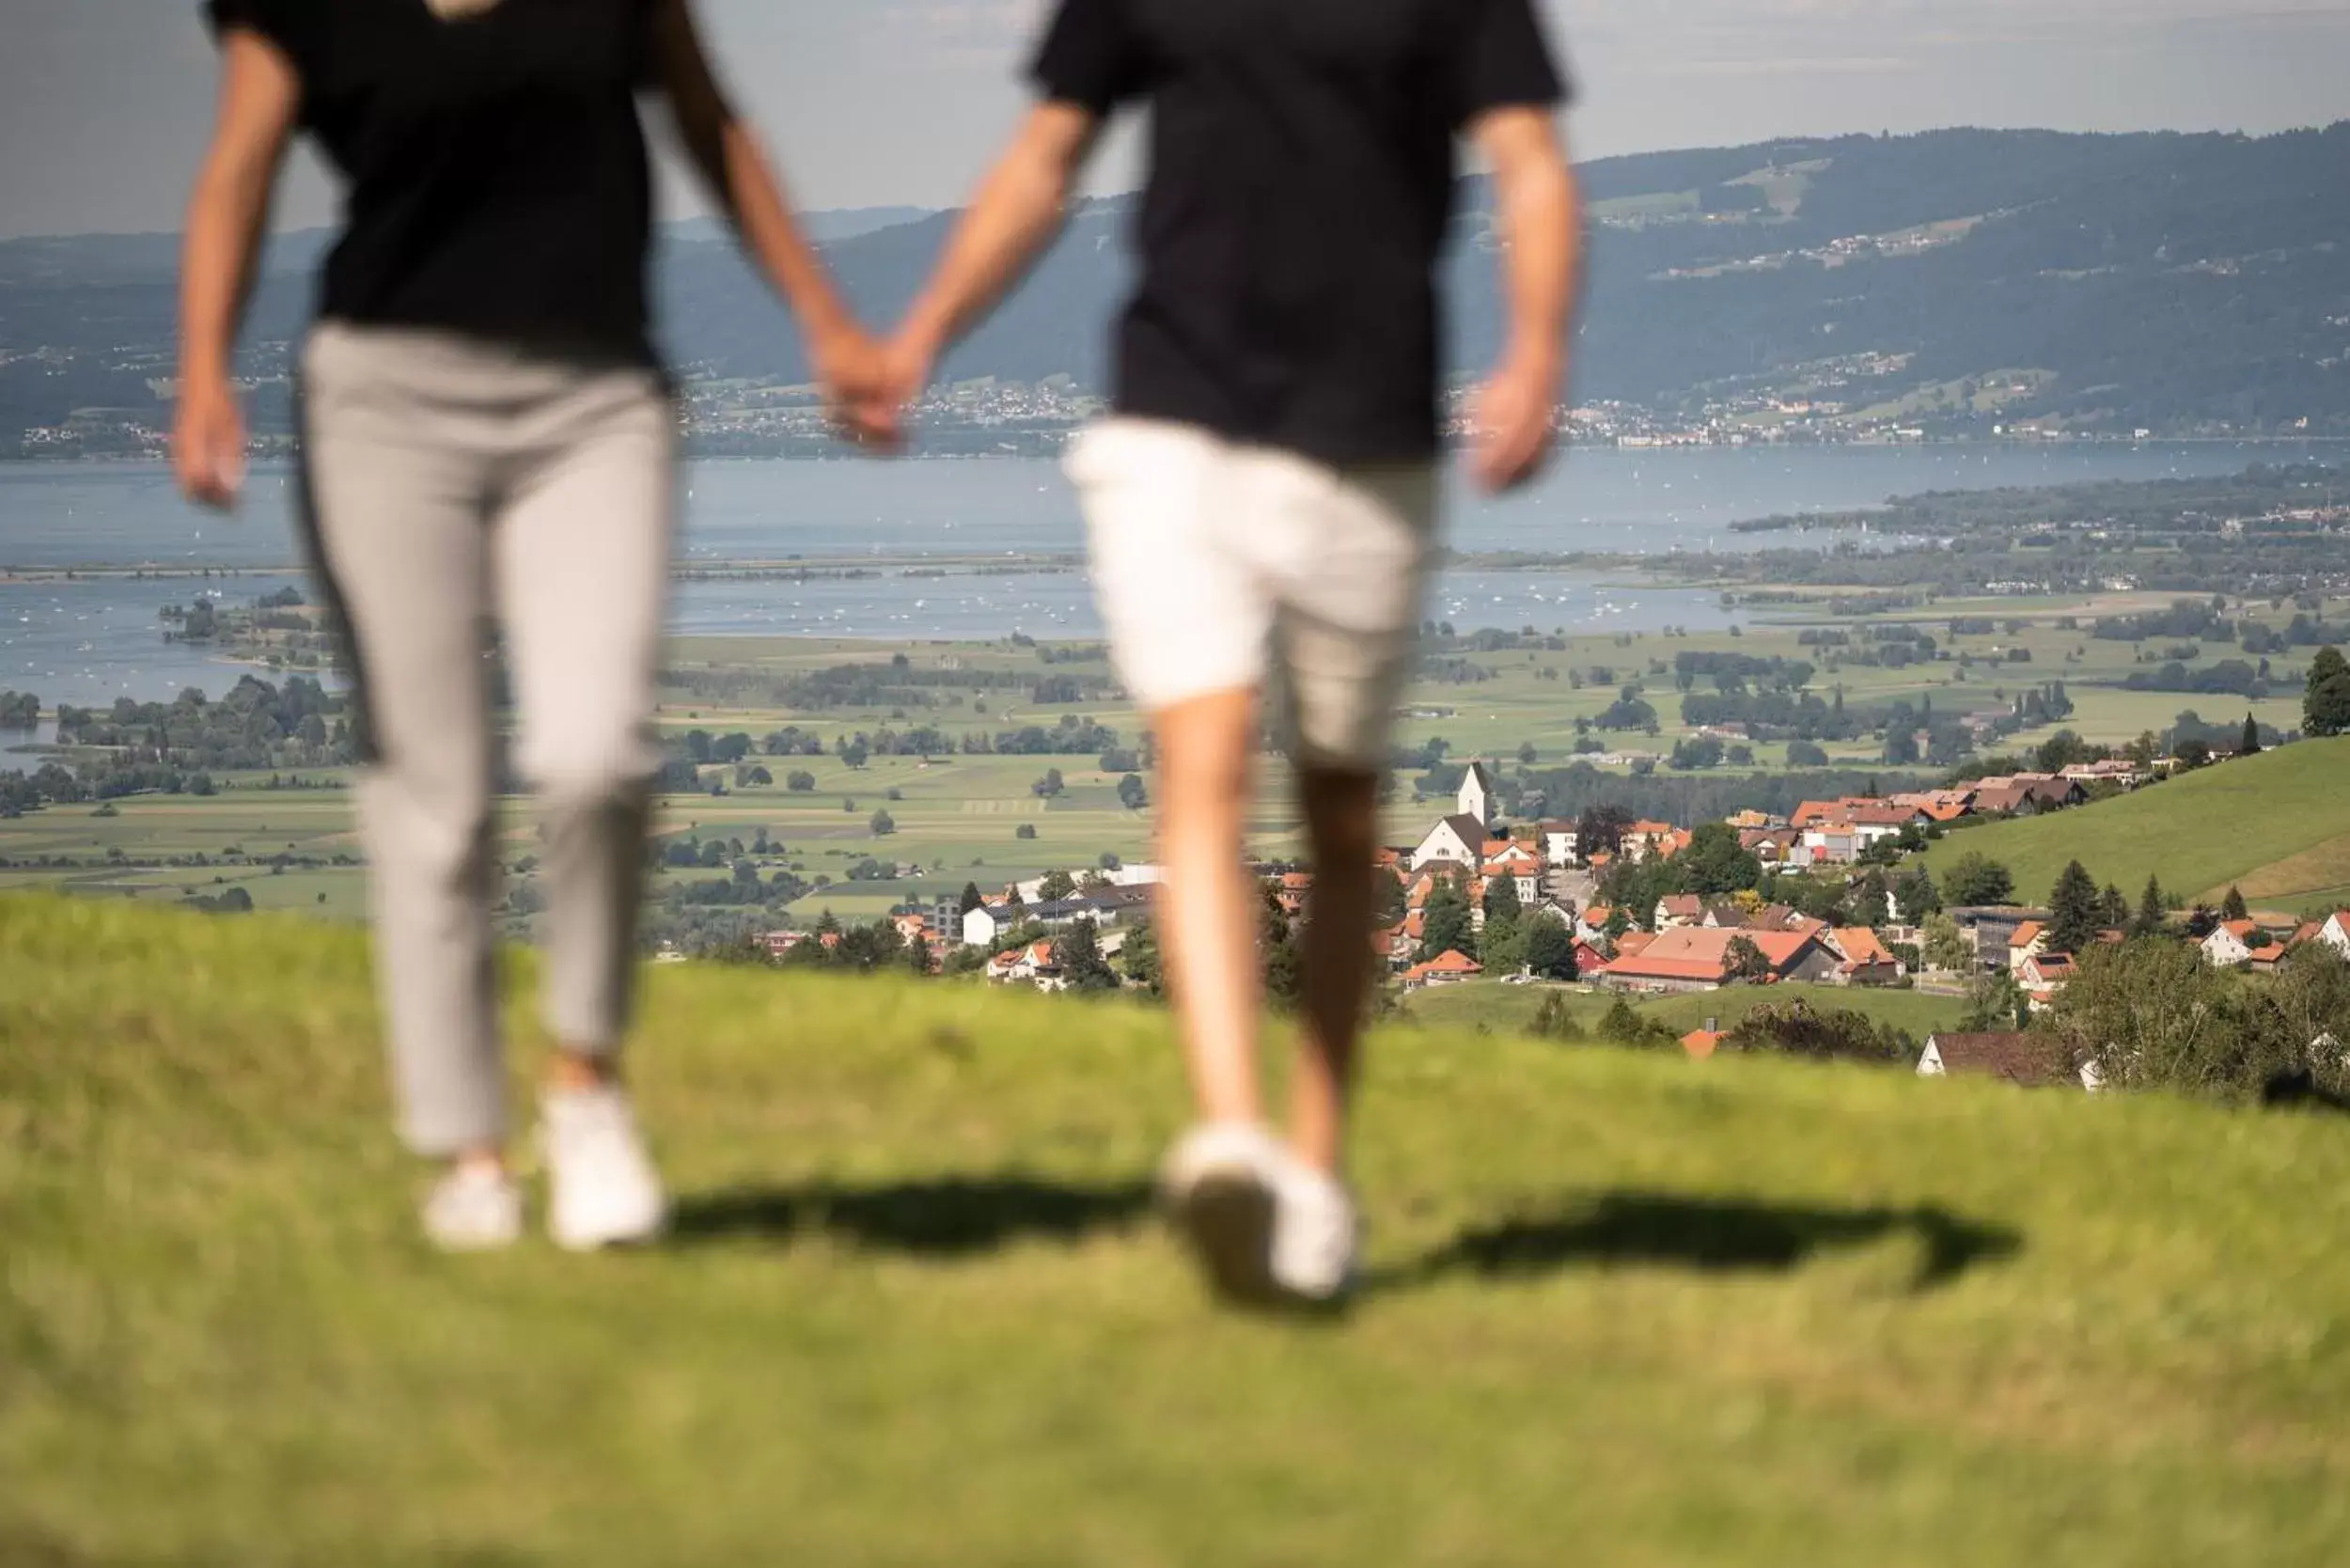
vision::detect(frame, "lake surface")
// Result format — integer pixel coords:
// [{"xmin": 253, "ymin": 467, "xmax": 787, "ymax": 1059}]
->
[{"xmin": 0, "ymin": 443, "xmax": 2324, "ymax": 703}]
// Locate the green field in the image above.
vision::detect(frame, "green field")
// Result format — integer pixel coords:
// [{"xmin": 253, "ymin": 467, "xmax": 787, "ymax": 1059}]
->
[
  {"xmin": 1919, "ymin": 737, "xmax": 2350, "ymax": 915},
  {"xmin": 5, "ymin": 602, "xmax": 2341, "ymax": 933},
  {"xmin": 8, "ymin": 895, "xmax": 2350, "ymax": 1564}
]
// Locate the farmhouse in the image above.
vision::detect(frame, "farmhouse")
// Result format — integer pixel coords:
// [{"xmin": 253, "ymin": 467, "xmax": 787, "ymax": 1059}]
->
[
  {"xmin": 1917, "ymin": 1031, "xmax": 2081, "ymax": 1089},
  {"xmin": 1597, "ymin": 928, "xmax": 1831, "ymax": 994}
]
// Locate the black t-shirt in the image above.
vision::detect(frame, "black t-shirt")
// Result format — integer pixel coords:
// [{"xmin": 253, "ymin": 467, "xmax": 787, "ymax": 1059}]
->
[
  {"xmin": 206, "ymin": 0, "xmax": 659, "ymax": 364},
  {"xmin": 1033, "ymin": 0, "xmax": 1569, "ymax": 465}
]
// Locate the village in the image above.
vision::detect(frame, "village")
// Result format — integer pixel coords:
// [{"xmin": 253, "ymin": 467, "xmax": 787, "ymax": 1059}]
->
[{"xmin": 824, "ymin": 754, "xmax": 2347, "ymax": 1047}]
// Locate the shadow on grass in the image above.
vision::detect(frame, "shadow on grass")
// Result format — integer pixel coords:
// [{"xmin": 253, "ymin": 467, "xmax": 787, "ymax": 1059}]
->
[
  {"xmin": 1386, "ymin": 1191, "xmax": 2022, "ymax": 1295},
  {"xmin": 668, "ymin": 1176, "xmax": 1155, "ymax": 1256}
]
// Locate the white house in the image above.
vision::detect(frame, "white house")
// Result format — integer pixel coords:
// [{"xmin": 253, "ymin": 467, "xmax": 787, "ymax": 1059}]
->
[
  {"xmin": 1412, "ymin": 813, "xmax": 1487, "ymax": 871},
  {"xmin": 2322, "ymin": 911, "xmax": 2350, "ymax": 958},
  {"xmin": 963, "ymin": 902, "xmax": 1015, "ymax": 949},
  {"xmin": 2201, "ymin": 919, "xmax": 2263, "ymax": 968},
  {"xmin": 1457, "ymin": 762, "xmax": 1497, "ymax": 829},
  {"xmin": 2006, "ymin": 920, "xmax": 2047, "ymax": 976},
  {"xmin": 1540, "ymin": 822, "xmax": 1579, "ymax": 868},
  {"xmin": 987, "ymin": 940, "xmax": 1065, "ymax": 992}
]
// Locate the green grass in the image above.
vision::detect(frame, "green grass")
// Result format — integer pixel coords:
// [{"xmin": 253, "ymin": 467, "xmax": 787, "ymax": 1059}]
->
[
  {"xmin": 1920, "ymin": 738, "xmax": 2350, "ymax": 910},
  {"xmin": 8, "ymin": 895, "xmax": 2350, "ymax": 1564}
]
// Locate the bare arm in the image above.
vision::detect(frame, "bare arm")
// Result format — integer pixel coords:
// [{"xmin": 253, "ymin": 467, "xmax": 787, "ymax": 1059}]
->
[
  {"xmin": 890, "ymin": 103, "xmax": 1104, "ymax": 390},
  {"xmin": 650, "ymin": 0, "xmax": 866, "ymax": 384},
  {"xmin": 1467, "ymin": 106, "xmax": 1583, "ymax": 492},
  {"xmin": 175, "ymin": 31, "xmax": 298, "ymax": 508}
]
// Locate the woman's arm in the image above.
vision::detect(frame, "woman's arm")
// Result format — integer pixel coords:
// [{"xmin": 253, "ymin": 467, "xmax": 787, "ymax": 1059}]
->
[
  {"xmin": 176, "ymin": 30, "xmax": 299, "ymax": 509},
  {"xmin": 1465, "ymin": 106, "xmax": 1583, "ymax": 493},
  {"xmin": 886, "ymin": 104, "xmax": 1104, "ymax": 409},
  {"xmin": 650, "ymin": 0, "xmax": 871, "ymax": 400}
]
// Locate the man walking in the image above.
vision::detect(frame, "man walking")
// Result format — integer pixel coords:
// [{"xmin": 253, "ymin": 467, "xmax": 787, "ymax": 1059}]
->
[{"xmin": 872, "ymin": 0, "xmax": 1582, "ymax": 1305}]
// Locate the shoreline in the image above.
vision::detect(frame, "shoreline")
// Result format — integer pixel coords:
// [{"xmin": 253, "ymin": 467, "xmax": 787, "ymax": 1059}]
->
[{"xmin": 7, "ymin": 433, "xmax": 2350, "ymax": 474}]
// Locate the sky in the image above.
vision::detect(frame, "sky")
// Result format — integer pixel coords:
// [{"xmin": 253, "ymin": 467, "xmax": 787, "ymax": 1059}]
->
[{"xmin": 2, "ymin": 0, "xmax": 2347, "ymax": 239}]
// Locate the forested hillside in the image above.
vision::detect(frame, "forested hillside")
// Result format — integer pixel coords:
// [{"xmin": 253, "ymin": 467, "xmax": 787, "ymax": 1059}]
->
[{"xmin": 4, "ymin": 125, "xmax": 2346, "ymax": 447}]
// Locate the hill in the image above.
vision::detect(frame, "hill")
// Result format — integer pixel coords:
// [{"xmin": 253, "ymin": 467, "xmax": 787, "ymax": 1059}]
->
[
  {"xmin": 1919, "ymin": 736, "xmax": 2350, "ymax": 914},
  {"xmin": 7, "ymin": 895, "xmax": 2350, "ymax": 1564},
  {"xmin": 8, "ymin": 125, "xmax": 2349, "ymax": 448}
]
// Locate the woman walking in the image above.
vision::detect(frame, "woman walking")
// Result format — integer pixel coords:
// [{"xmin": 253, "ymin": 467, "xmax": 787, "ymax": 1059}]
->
[{"xmin": 176, "ymin": 0, "xmax": 872, "ymax": 1249}]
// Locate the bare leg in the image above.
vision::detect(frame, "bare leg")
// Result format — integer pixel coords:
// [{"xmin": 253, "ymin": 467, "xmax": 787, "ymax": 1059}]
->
[
  {"xmin": 1152, "ymin": 688, "xmax": 1267, "ymax": 1129},
  {"xmin": 1289, "ymin": 766, "xmax": 1380, "ymax": 1174}
]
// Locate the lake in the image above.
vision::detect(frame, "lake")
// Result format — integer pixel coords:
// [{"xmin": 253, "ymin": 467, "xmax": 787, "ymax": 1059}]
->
[{"xmin": 0, "ymin": 443, "xmax": 2323, "ymax": 703}]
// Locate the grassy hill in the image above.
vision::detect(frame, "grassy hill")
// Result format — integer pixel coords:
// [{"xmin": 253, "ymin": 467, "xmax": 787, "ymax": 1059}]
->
[
  {"xmin": 1920, "ymin": 737, "xmax": 2350, "ymax": 915},
  {"xmin": 8, "ymin": 897, "xmax": 2350, "ymax": 1564}
]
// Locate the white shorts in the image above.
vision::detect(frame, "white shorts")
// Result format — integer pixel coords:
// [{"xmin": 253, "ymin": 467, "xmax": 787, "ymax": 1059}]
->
[{"xmin": 1064, "ymin": 418, "xmax": 1439, "ymax": 770}]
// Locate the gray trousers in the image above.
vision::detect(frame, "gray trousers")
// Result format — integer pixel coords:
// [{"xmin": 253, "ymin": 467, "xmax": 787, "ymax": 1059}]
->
[{"xmin": 301, "ymin": 322, "xmax": 675, "ymax": 1156}]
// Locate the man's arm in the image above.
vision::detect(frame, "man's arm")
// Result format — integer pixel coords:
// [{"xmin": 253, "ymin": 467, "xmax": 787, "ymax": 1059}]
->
[
  {"xmin": 650, "ymin": 0, "xmax": 870, "ymax": 401},
  {"xmin": 1467, "ymin": 106, "xmax": 1583, "ymax": 493},
  {"xmin": 176, "ymin": 31, "xmax": 299, "ymax": 509},
  {"xmin": 881, "ymin": 104, "xmax": 1104, "ymax": 419}
]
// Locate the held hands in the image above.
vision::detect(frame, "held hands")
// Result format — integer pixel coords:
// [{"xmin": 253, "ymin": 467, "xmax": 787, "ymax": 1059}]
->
[
  {"xmin": 174, "ymin": 378, "xmax": 247, "ymax": 510},
  {"xmin": 817, "ymin": 321, "xmax": 935, "ymax": 456},
  {"xmin": 1470, "ymin": 348, "xmax": 1565, "ymax": 494}
]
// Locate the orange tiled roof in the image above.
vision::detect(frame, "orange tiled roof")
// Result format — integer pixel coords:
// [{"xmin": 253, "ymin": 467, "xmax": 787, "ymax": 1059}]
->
[{"xmin": 1404, "ymin": 949, "xmax": 1483, "ymax": 981}]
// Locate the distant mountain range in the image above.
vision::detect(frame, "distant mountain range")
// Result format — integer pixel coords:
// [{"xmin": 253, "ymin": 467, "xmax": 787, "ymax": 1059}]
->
[{"xmin": 3, "ymin": 124, "xmax": 2346, "ymax": 446}]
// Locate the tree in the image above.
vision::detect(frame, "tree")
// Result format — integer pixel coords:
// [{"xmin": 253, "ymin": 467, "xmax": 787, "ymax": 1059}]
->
[
  {"xmin": 1786, "ymin": 740, "xmax": 1830, "ymax": 767},
  {"xmin": 840, "ymin": 736, "xmax": 870, "ymax": 770},
  {"xmin": 1719, "ymin": 1002, "xmax": 1911, "ymax": 1065},
  {"xmin": 1032, "ymin": 768, "xmax": 1065, "ymax": 798},
  {"xmin": 1117, "ymin": 773, "xmax": 1149, "ymax": 810},
  {"xmin": 2101, "ymin": 883, "xmax": 2131, "ymax": 932},
  {"xmin": 1528, "ymin": 991, "xmax": 1586, "ymax": 1042},
  {"xmin": 903, "ymin": 931, "xmax": 932, "ymax": 977},
  {"xmin": 1037, "ymin": 869, "xmax": 1078, "ymax": 902},
  {"xmin": 1893, "ymin": 866, "xmax": 1941, "ymax": 923},
  {"xmin": 1921, "ymin": 912, "xmax": 1974, "ymax": 974},
  {"xmin": 959, "ymin": 882, "xmax": 985, "ymax": 916},
  {"xmin": 1371, "ymin": 865, "xmax": 1407, "ymax": 925},
  {"xmin": 2046, "ymin": 938, "xmax": 2264, "ymax": 1100},
  {"xmin": 870, "ymin": 809, "xmax": 897, "ymax": 838},
  {"xmin": 1595, "ymin": 996, "xmax": 1675, "ymax": 1049},
  {"xmin": 2239, "ymin": 713, "xmax": 2263, "ymax": 757},
  {"xmin": 1056, "ymin": 919, "xmax": 1121, "ymax": 995},
  {"xmin": 1961, "ymin": 968, "xmax": 2030, "ymax": 1033},
  {"xmin": 2133, "ymin": 875, "xmax": 2169, "ymax": 937},
  {"xmin": 2045, "ymin": 860, "xmax": 2102, "ymax": 953},
  {"xmin": 1681, "ymin": 821, "xmax": 1762, "ymax": 896},
  {"xmin": 2306, "ymin": 646, "xmax": 2350, "ymax": 737},
  {"xmin": 1260, "ymin": 886, "xmax": 1303, "ymax": 1008},
  {"xmin": 2174, "ymin": 738, "xmax": 2212, "ymax": 770},
  {"xmin": 1015, "ymin": 823, "xmax": 1038, "ymax": 840},
  {"xmin": 786, "ymin": 770, "xmax": 817, "ymax": 793},
  {"xmin": 1120, "ymin": 917, "xmax": 1165, "ymax": 996},
  {"xmin": 1724, "ymin": 935, "xmax": 1773, "ymax": 983},
  {"xmin": 2221, "ymin": 885, "xmax": 2249, "ymax": 921},
  {"xmin": 1421, "ymin": 871, "xmax": 1476, "ymax": 961},
  {"xmin": 1574, "ymin": 805, "xmax": 1632, "ymax": 865},
  {"xmin": 1525, "ymin": 920, "xmax": 1579, "ymax": 981},
  {"xmin": 1480, "ymin": 874, "xmax": 1527, "ymax": 974},
  {"xmin": 1943, "ymin": 852, "xmax": 2015, "ymax": 907}
]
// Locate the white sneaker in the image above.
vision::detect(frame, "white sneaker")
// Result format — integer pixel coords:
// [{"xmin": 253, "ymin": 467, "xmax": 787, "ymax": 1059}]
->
[
  {"xmin": 541, "ymin": 1086, "xmax": 668, "ymax": 1252},
  {"xmin": 1270, "ymin": 1156, "xmax": 1360, "ymax": 1304},
  {"xmin": 423, "ymin": 1165, "xmax": 523, "ymax": 1252},
  {"xmin": 1158, "ymin": 1122, "xmax": 1287, "ymax": 1305}
]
